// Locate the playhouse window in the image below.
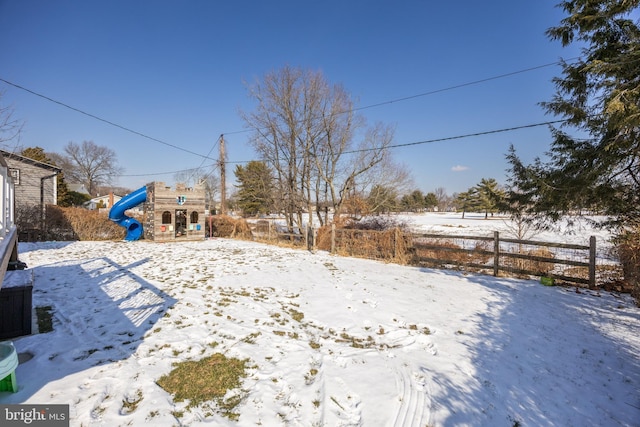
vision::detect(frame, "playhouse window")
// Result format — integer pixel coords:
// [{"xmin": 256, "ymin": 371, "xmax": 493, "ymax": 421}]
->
[
  {"xmin": 162, "ymin": 211, "xmax": 172, "ymax": 224},
  {"xmin": 190, "ymin": 211, "xmax": 199, "ymax": 223}
]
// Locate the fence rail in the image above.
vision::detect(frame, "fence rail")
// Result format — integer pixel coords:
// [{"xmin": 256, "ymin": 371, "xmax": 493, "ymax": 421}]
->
[
  {"xmin": 247, "ymin": 220, "xmax": 598, "ymax": 287},
  {"xmin": 333, "ymin": 226, "xmax": 597, "ymax": 287}
]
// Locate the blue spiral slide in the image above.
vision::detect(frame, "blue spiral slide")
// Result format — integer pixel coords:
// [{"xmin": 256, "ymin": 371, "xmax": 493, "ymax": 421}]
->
[{"xmin": 108, "ymin": 186, "xmax": 147, "ymax": 241}]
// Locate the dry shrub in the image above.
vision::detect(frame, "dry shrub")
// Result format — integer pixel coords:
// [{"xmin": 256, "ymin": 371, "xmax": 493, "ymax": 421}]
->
[
  {"xmin": 414, "ymin": 240, "xmax": 463, "ymax": 266},
  {"xmin": 344, "ymin": 216, "xmax": 408, "ymax": 231},
  {"xmin": 255, "ymin": 220, "xmax": 270, "ymax": 234},
  {"xmin": 504, "ymin": 247, "xmax": 555, "ymax": 276},
  {"xmin": 209, "ymin": 215, "xmax": 253, "ymax": 239},
  {"xmin": 341, "ymin": 195, "xmax": 370, "ymax": 219},
  {"xmin": 615, "ymin": 228, "xmax": 640, "ymax": 305},
  {"xmin": 316, "ymin": 220, "xmax": 411, "ymax": 263},
  {"xmin": 315, "ymin": 225, "xmax": 333, "ymax": 251},
  {"xmin": 48, "ymin": 206, "xmax": 125, "ymax": 240},
  {"xmin": 412, "ymin": 239, "xmax": 491, "ymax": 268},
  {"xmin": 336, "ymin": 227, "xmax": 409, "ymax": 262},
  {"xmin": 16, "ymin": 205, "xmax": 132, "ymax": 241}
]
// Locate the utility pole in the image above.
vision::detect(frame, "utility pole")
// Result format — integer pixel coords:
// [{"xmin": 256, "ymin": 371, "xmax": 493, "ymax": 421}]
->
[{"xmin": 219, "ymin": 134, "xmax": 226, "ymax": 215}]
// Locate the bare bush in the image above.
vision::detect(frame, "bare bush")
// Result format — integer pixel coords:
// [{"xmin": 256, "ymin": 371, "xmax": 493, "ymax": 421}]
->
[
  {"xmin": 343, "ymin": 216, "xmax": 408, "ymax": 231},
  {"xmin": 615, "ymin": 228, "xmax": 640, "ymax": 306},
  {"xmin": 335, "ymin": 227, "xmax": 409, "ymax": 263},
  {"xmin": 503, "ymin": 247, "xmax": 555, "ymax": 277},
  {"xmin": 412, "ymin": 239, "xmax": 491, "ymax": 269},
  {"xmin": 16, "ymin": 205, "xmax": 144, "ymax": 241},
  {"xmin": 48, "ymin": 206, "xmax": 124, "ymax": 240},
  {"xmin": 209, "ymin": 215, "xmax": 252, "ymax": 239}
]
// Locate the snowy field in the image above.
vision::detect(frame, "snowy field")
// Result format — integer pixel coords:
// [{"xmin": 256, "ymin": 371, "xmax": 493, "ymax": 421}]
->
[
  {"xmin": 1, "ymin": 213, "xmax": 639, "ymax": 426},
  {"xmin": 396, "ymin": 212, "xmax": 613, "ymax": 250}
]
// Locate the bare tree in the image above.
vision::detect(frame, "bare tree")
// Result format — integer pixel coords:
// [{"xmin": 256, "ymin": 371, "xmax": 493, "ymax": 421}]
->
[
  {"xmin": 358, "ymin": 155, "xmax": 412, "ymax": 215},
  {"xmin": 434, "ymin": 187, "xmax": 450, "ymax": 212},
  {"xmin": 198, "ymin": 172, "xmax": 219, "ymax": 214},
  {"xmin": 241, "ymin": 66, "xmax": 394, "ymax": 230},
  {"xmin": 62, "ymin": 140, "xmax": 123, "ymax": 195},
  {"xmin": 0, "ymin": 91, "xmax": 24, "ymax": 150}
]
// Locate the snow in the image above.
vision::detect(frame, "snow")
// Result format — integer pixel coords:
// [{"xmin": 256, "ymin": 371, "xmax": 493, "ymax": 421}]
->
[{"xmin": 1, "ymin": 213, "xmax": 639, "ymax": 426}]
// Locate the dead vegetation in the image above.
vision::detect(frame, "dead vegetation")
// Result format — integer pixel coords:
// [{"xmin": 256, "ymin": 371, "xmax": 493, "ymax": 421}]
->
[
  {"xmin": 17, "ymin": 205, "xmax": 126, "ymax": 241},
  {"xmin": 316, "ymin": 216, "xmax": 412, "ymax": 263},
  {"xmin": 614, "ymin": 228, "xmax": 640, "ymax": 305},
  {"xmin": 411, "ymin": 239, "xmax": 492, "ymax": 270},
  {"xmin": 502, "ymin": 248, "xmax": 556, "ymax": 277},
  {"xmin": 208, "ymin": 215, "xmax": 252, "ymax": 239},
  {"xmin": 26, "ymin": 206, "xmax": 635, "ymax": 298}
]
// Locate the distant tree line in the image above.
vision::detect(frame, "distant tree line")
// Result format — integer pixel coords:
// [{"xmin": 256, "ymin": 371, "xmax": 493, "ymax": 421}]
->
[{"xmin": 232, "ymin": 158, "xmax": 507, "ymax": 218}]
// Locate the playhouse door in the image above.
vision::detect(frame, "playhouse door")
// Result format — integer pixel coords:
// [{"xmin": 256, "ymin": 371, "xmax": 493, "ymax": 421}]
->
[{"xmin": 175, "ymin": 209, "xmax": 187, "ymax": 237}]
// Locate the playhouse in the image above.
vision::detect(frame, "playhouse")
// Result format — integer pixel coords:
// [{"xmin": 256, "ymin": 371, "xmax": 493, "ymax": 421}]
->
[
  {"xmin": 143, "ymin": 182, "xmax": 206, "ymax": 242},
  {"xmin": 109, "ymin": 181, "xmax": 206, "ymax": 242}
]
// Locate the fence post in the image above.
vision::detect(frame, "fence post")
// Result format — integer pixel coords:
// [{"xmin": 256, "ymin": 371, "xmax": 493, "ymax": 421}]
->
[
  {"xmin": 393, "ymin": 228, "xmax": 399, "ymax": 258},
  {"xmin": 493, "ymin": 231, "xmax": 499, "ymax": 277},
  {"xmin": 589, "ymin": 235, "xmax": 596, "ymax": 288},
  {"xmin": 331, "ymin": 223, "xmax": 336, "ymax": 254},
  {"xmin": 307, "ymin": 226, "xmax": 315, "ymax": 252}
]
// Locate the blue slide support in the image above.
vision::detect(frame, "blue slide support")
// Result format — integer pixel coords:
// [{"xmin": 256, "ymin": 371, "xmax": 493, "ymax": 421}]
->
[{"xmin": 108, "ymin": 186, "xmax": 147, "ymax": 241}]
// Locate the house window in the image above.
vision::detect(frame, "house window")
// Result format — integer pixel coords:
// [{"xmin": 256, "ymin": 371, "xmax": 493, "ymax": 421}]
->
[
  {"xmin": 190, "ymin": 211, "xmax": 199, "ymax": 224},
  {"xmin": 162, "ymin": 211, "xmax": 172, "ymax": 224},
  {"xmin": 9, "ymin": 168, "xmax": 19, "ymax": 185}
]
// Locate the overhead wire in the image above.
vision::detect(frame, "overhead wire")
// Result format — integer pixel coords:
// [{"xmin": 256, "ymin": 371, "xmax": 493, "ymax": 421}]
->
[
  {"xmin": 222, "ymin": 58, "xmax": 579, "ymax": 136},
  {"xmin": 0, "ymin": 57, "xmax": 580, "ymax": 175},
  {"xmin": 0, "ymin": 77, "xmax": 216, "ymax": 161},
  {"xmin": 345, "ymin": 119, "xmax": 569, "ymax": 154},
  {"xmin": 185, "ymin": 135, "xmax": 220, "ymax": 184}
]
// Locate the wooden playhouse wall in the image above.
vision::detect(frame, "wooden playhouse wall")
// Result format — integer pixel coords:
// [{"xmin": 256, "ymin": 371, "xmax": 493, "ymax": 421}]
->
[{"xmin": 143, "ymin": 182, "xmax": 206, "ymax": 242}]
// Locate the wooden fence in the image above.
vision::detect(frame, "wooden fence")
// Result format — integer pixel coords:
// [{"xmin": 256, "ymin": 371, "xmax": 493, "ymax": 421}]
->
[
  {"xmin": 407, "ymin": 232, "xmax": 596, "ymax": 287},
  {"xmin": 250, "ymin": 220, "xmax": 312, "ymax": 248},
  {"xmin": 328, "ymin": 225, "xmax": 597, "ymax": 287},
  {"xmin": 248, "ymin": 220, "xmax": 598, "ymax": 287}
]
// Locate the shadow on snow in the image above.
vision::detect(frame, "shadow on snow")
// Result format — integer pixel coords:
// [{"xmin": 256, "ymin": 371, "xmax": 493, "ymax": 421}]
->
[
  {"xmin": 418, "ymin": 267, "xmax": 640, "ymax": 427},
  {"xmin": 0, "ymin": 253, "xmax": 176, "ymax": 402}
]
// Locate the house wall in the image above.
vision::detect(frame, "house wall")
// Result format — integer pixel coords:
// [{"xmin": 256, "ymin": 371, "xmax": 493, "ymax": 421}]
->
[
  {"xmin": 2, "ymin": 156, "xmax": 58, "ymax": 210},
  {"xmin": 143, "ymin": 182, "xmax": 205, "ymax": 242}
]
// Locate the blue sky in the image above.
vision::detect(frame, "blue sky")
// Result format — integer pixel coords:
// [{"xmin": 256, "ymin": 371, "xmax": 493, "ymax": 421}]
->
[{"xmin": 0, "ymin": 0, "xmax": 582, "ymax": 195}]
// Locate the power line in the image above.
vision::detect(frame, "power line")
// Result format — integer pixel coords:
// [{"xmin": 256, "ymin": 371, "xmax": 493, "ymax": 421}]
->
[
  {"xmin": 120, "ymin": 164, "xmax": 216, "ymax": 177},
  {"xmin": 348, "ymin": 59, "xmax": 577, "ymax": 114},
  {"xmin": 223, "ymin": 58, "xmax": 578, "ymax": 136},
  {"xmin": 225, "ymin": 118, "xmax": 569, "ymax": 163},
  {"xmin": 1, "ymin": 58, "xmax": 579, "ymax": 177},
  {"xmin": 365, "ymin": 119, "xmax": 569, "ymax": 153},
  {"xmin": 0, "ymin": 77, "xmax": 215, "ymax": 161},
  {"xmin": 1, "ymin": 58, "xmax": 575, "ymax": 154},
  {"xmin": 186, "ymin": 135, "xmax": 220, "ymax": 183}
]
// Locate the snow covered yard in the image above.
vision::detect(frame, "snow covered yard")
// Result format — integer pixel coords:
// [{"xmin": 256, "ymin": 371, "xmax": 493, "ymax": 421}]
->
[{"xmin": 1, "ymin": 216, "xmax": 639, "ymax": 426}]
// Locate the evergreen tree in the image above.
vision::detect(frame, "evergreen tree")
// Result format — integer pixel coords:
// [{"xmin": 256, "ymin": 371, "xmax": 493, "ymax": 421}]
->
[
  {"xmin": 234, "ymin": 161, "xmax": 274, "ymax": 217},
  {"xmin": 506, "ymin": 0, "xmax": 640, "ymax": 229},
  {"xmin": 475, "ymin": 178, "xmax": 505, "ymax": 219},
  {"xmin": 424, "ymin": 192, "xmax": 438, "ymax": 211},
  {"xmin": 455, "ymin": 188, "xmax": 482, "ymax": 219}
]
